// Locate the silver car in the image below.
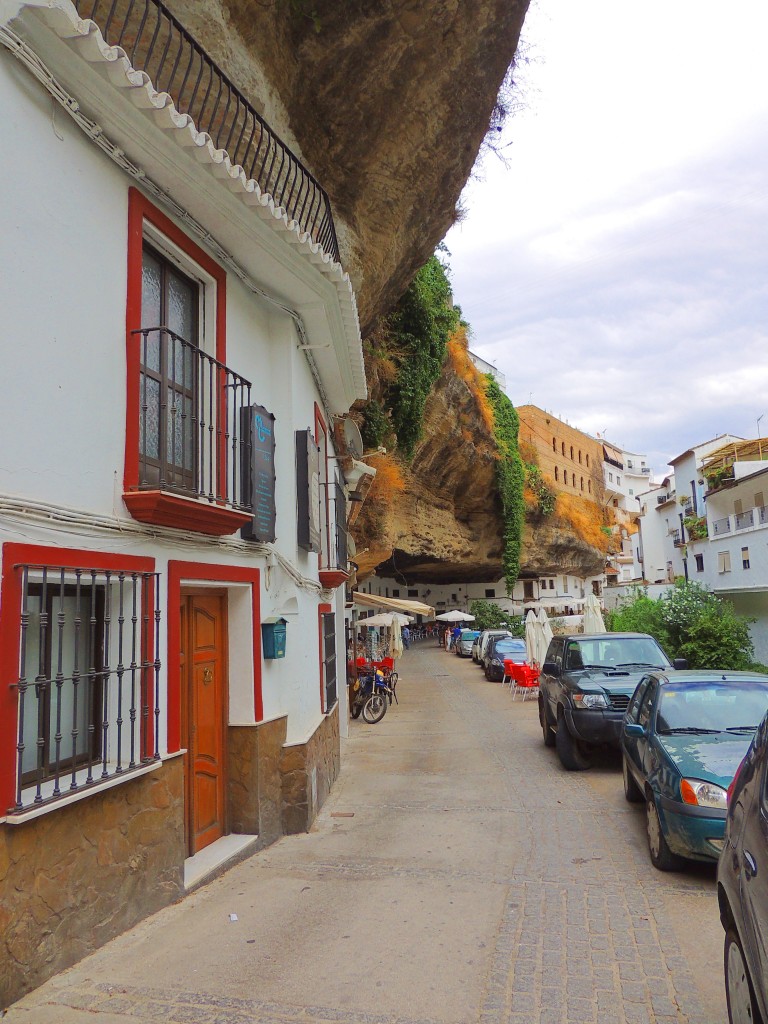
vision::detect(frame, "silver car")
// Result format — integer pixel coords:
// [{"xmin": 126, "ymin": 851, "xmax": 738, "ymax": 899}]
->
[
  {"xmin": 473, "ymin": 629, "xmax": 513, "ymax": 665},
  {"xmin": 456, "ymin": 629, "xmax": 480, "ymax": 658}
]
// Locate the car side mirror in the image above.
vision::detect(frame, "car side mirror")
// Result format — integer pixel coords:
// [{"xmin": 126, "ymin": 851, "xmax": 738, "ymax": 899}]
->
[
  {"xmin": 542, "ymin": 661, "xmax": 559, "ymax": 677},
  {"xmin": 673, "ymin": 658, "xmax": 688, "ymax": 670},
  {"xmin": 624, "ymin": 723, "xmax": 645, "ymax": 738}
]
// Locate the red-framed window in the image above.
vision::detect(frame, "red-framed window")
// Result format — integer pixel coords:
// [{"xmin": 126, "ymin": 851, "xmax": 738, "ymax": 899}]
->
[
  {"xmin": 0, "ymin": 544, "xmax": 158, "ymax": 815},
  {"xmin": 124, "ymin": 189, "xmax": 251, "ymax": 536},
  {"xmin": 318, "ymin": 602, "xmax": 337, "ymax": 713},
  {"xmin": 166, "ymin": 561, "xmax": 262, "ymax": 752}
]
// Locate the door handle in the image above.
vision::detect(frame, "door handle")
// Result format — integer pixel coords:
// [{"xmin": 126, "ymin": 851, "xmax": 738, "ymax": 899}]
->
[{"xmin": 744, "ymin": 850, "xmax": 758, "ymax": 878}]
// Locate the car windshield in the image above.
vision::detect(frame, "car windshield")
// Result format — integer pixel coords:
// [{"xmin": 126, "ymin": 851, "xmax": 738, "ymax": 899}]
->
[
  {"xmin": 656, "ymin": 680, "xmax": 768, "ymax": 734},
  {"xmin": 565, "ymin": 636, "xmax": 669, "ymax": 672},
  {"xmin": 494, "ymin": 640, "xmax": 526, "ymax": 655},
  {"xmin": 461, "ymin": 631, "xmax": 480, "ymax": 640}
]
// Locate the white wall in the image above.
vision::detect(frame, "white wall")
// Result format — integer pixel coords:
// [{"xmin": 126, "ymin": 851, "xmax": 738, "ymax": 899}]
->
[{"xmin": 0, "ymin": 46, "xmax": 348, "ymax": 754}]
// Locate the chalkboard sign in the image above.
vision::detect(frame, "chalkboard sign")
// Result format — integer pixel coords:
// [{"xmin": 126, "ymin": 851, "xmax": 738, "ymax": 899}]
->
[{"xmin": 240, "ymin": 404, "xmax": 276, "ymax": 543}]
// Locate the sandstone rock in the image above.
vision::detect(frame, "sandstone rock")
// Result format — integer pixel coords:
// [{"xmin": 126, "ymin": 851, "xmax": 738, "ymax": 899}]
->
[{"xmin": 167, "ymin": 0, "xmax": 531, "ymax": 332}]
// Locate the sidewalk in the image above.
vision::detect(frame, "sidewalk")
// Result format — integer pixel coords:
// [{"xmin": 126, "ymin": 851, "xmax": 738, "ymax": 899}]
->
[{"xmin": 8, "ymin": 644, "xmax": 724, "ymax": 1024}]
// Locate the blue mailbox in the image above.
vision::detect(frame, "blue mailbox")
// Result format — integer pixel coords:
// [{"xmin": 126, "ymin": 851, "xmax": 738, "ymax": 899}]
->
[{"xmin": 261, "ymin": 617, "xmax": 288, "ymax": 660}]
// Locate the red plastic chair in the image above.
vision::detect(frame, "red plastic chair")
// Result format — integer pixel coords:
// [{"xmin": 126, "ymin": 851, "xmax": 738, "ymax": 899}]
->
[{"xmin": 503, "ymin": 660, "xmax": 540, "ymax": 701}]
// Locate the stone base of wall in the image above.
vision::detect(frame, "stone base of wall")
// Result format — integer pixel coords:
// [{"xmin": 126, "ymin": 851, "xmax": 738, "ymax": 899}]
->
[
  {"xmin": 2, "ymin": 709, "xmax": 342, "ymax": 1008},
  {"xmin": 227, "ymin": 716, "xmax": 288, "ymax": 846},
  {"xmin": 0, "ymin": 759, "xmax": 185, "ymax": 1009},
  {"xmin": 228, "ymin": 706, "xmax": 340, "ymax": 838},
  {"xmin": 281, "ymin": 703, "xmax": 340, "ymax": 834}
]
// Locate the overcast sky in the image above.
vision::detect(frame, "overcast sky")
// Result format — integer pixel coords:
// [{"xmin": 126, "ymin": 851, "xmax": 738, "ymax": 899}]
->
[{"xmin": 445, "ymin": 0, "xmax": 768, "ymax": 477}]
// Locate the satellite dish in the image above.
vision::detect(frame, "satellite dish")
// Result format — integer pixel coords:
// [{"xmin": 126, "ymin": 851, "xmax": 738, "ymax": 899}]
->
[{"xmin": 343, "ymin": 417, "xmax": 364, "ymax": 458}]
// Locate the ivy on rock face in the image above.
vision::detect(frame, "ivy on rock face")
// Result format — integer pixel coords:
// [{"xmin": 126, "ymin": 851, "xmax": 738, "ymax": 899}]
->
[
  {"xmin": 485, "ymin": 376, "xmax": 524, "ymax": 592},
  {"xmin": 387, "ymin": 256, "xmax": 460, "ymax": 458}
]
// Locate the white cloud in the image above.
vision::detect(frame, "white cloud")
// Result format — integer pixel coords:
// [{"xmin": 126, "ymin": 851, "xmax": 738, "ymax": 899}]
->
[{"xmin": 446, "ymin": 0, "xmax": 768, "ymax": 475}]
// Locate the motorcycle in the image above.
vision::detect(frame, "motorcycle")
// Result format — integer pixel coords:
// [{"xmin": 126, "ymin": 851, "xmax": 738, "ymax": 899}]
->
[{"xmin": 350, "ymin": 668, "xmax": 391, "ymax": 723}]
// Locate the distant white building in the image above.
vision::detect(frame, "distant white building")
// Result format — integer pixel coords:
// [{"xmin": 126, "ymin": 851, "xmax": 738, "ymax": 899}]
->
[
  {"xmin": 600, "ymin": 441, "xmax": 653, "ymax": 514},
  {"xmin": 684, "ymin": 438, "xmax": 768, "ymax": 663},
  {"xmin": 468, "ymin": 351, "xmax": 506, "ymax": 390}
]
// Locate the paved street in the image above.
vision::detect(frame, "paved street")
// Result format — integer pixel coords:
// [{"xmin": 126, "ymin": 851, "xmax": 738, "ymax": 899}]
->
[{"xmin": 9, "ymin": 643, "xmax": 726, "ymax": 1024}]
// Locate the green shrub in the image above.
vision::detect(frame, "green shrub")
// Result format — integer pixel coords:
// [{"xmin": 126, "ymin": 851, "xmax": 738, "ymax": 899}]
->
[
  {"xmin": 360, "ymin": 400, "xmax": 389, "ymax": 450},
  {"xmin": 608, "ymin": 580, "xmax": 754, "ymax": 670},
  {"xmin": 470, "ymin": 600, "xmax": 523, "ymax": 633}
]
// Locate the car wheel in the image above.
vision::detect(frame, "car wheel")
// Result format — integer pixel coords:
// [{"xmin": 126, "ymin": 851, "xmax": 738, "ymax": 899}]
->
[
  {"xmin": 646, "ymin": 795, "xmax": 684, "ymax": 871},
  {"xmin": 622, "ymin": 755, "xmax": 643, "ymax": 803},
  {"xmin": 555, "ymin": 714, "xmax": 591, "ymax": 771},
  {"xmin": 539, "ymin": 696, "xmax": 555, "ymax": 747},
  {"xmin": 725, "ymin": 926, "xmax": 764, "ymax": 1024},
  {"xmin": 484, "ymin": 665, "xmax": 491, "ymax": 680}
]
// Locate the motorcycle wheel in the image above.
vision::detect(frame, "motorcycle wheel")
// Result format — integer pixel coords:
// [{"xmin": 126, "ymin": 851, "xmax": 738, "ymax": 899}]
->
[
  {"xmin": 362, "ymin": 693, "xmax": 388, "ymax": 724},
  {"xmin": 350, "ymin": 698, "xmax": 363, "ymax": 719}
]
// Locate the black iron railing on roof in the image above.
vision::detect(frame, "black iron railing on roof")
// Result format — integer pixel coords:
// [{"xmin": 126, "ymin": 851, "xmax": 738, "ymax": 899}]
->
[{"xmin": 75, "ymin": 0, "xmax": 340, "ymax": 262}]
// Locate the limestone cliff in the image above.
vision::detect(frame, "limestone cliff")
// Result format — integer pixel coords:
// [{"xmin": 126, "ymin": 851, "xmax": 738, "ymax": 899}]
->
[
  {"xmin": 169, "ymin": 0, "xmax": 605, "ymax": 584},
  {"xmin": 353, "ymin": 357, "xmax": 608, "ymax": 585},
  {"xmin": 171, "ymin": 0, "xmax": 530, "ymax": 332}
]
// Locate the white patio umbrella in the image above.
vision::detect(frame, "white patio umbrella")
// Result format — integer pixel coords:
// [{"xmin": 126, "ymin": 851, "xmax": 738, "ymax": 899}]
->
[
  {"xmin": 391, "ymin": 616, "xmax": 404, "ymax": 659},
  {"xmin": 537, "ymin": 607, "xmax": 554, "ymax": 664},
  {"xmin": 360, "ymin": 611, "xmax": 412, "ymax": 627},
  {"xmin": 435, "ymin": 609, "xmax": 475, "ymax": 622},
  {"xmin": 583, "ymin": 593, "xmax": 606, "ymax": 634},
  {"xmin": 525, "ymin": 611, "xmax": 541, "ymax": 666}
]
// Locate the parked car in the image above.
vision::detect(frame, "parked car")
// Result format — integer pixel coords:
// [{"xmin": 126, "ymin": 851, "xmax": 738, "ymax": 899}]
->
[
  {"xmin": 718, "ymin": 709, "xmax": 768, "ymax": 1023},
  {"xmin": 621, "ymin": 671, "xmax": 768, "ymax": 872},
  {"xmin": 456, "ymin": 629, "xmax": 480, "ymax": 658},
  {"xmin": 474, "ymin": 629, "xmax": 512, "ymax": 666},
  {"xmin": 539, "ymin": 632, "xmax": 683, "ymax": 771},
  {"xmin": 485, "ymin": 637, "xmax": 527, "ymax": 681}
]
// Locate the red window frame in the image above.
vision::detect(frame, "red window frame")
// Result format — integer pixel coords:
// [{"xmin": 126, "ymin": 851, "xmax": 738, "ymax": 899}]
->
[
  {"xmin": 318, "ymin": 601, "xmax": 332, "ymax": 712},
  {"xmin": 166, "ymin": 561, "xmax": 262, "ymax": 752},
  {"xmin": 314, "ymin": 403, "xmax": 331, "ymax": 569},
  {"xmin": 0, "ymin": 543, "xmax": 156, "ymax": 814},
  {"xmin": 124, "ymin": 189, "xmax": 245, "ymax": 535}
]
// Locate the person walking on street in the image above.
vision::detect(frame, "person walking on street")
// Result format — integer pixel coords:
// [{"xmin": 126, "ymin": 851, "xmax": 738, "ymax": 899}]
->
[
  {"xmin": 402, "ymin": 625, "xmax": 411, "ymax": 649},
  {"xmin": 451, "ymin": 624, "xmax": 462, "ymax": 651}
]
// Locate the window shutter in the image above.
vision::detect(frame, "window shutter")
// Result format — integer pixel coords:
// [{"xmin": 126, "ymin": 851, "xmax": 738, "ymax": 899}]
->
[
  {"xmin": 296, "ymin": 430, "xmax": 321, "ymax": 552},
  {"xmin": 718, "ymin": 551, "xmax": 731, "ymax": 573}
]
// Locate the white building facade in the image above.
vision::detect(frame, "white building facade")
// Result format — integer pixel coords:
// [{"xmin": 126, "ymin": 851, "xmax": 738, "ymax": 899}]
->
[{"xmin": 0, "ymin": 2, "xmax": 367, "ymax": 1002}]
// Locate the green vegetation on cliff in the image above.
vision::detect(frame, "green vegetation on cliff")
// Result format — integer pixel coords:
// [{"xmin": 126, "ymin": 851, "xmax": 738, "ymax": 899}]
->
[
  {"xmin": 361, "ymin": 254, "xmax": 460, "ymax": 458},
  {"xmin": 485, "ymin": 376, "xmax": 524, "ymax": 592}
]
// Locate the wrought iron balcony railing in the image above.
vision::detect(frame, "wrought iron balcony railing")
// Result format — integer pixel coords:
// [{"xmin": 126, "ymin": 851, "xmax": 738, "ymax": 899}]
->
[
  {"xmin": 133, "ymin": 327, "xmax": 252, "ymax": 511},
  {"xmin": 74, "ymin": 0, "xmax": 340, "ymax": 262}
]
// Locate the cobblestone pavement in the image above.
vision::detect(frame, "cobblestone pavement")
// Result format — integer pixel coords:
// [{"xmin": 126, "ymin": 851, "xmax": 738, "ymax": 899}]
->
[{"xmin": 9, "ymin": 644, "xmax": 726, "ymax": 1024}]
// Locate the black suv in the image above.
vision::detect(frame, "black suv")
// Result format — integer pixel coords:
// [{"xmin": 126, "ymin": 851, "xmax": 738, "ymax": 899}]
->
[
  {"xmin": 717, "ymin": 713, "xmax": 768, "ymax": 1024},
  {"xmin": 539, "ymin": 632, "xmax": 682, "ymax": 771}
]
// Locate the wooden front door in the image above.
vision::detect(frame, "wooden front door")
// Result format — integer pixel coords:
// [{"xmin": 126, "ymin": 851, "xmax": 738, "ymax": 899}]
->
[{"xmin": 180, "ymin": 592, "xmax": 227, "ymax": 855}]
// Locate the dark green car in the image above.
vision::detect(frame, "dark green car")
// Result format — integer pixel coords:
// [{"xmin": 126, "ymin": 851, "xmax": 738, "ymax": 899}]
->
[
  {"xmin": 621, "ymin": 671, "xmax": 768, "ymax": 871},
  {"xmin": 539, "ymin": 632, "xmax": 680, "ymax": 771}
]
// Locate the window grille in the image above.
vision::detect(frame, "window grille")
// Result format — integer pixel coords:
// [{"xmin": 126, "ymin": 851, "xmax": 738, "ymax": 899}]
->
[
  {"xmin": 11, "ymin": 564, "xmax": 161, "ymax": 813},
  {"xmin": 322, "ymin": 612, "xmax": 337, "ymax": 712}
]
